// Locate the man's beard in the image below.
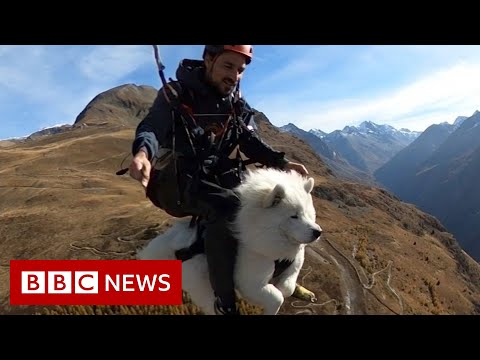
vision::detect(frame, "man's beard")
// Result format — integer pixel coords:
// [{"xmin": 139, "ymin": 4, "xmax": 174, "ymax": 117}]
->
[
  {"xmin": 219, "ymin": 82, "xmax": 235, "ymax": 96},
  {"xmin": 206, "ymin": 73, "xmax": 235, "ymax": 97}
]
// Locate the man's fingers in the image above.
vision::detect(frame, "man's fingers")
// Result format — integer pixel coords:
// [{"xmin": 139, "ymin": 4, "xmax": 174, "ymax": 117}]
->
[
  {"xmin": 296, "ymin": 164, "xmax": 308, "ymax": 176},
  {"xmin": 290, "ymin": 163, "xmax": 308, "ymax": 176},
  {"xmin": 128, "ymin": 158, "xmax": 149, "ymax": 184},
  {"xmin": 141, "ymin": 173, "xmax": 150, "ymax": 188},
  {"xmin": 140, "ymin": 161, "xmax": 151, "ymax": 188},
  {"xmin": 130, "ymin": 167, "xmax": 141, "ymax": 182}
]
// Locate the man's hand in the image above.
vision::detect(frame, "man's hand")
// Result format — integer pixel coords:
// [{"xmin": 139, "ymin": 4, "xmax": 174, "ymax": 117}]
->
[
  {"xmin": 129, "ymin": 149, "xmax": 151, "ymax": 189},
  {"xmin": 285, "ymin": 161, "xmax": 309, "ymax": 176}
]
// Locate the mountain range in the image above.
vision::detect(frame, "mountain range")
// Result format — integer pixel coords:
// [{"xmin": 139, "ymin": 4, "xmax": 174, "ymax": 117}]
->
[
  {"xmin": 279, "ymin": 123, "xmax": 373, "ymax": 184},
  {"xmin": 375, "ymin": 112, "xmax": 480, "ymax": 261},
  {"xmin": 280, "ymin": 120, "xmax": 421, "ymax": 183}
]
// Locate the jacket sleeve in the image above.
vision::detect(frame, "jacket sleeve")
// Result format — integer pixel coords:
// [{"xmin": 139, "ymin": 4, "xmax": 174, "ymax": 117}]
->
[
  {"xmin": 237, "ymin": 107, "xmax": 289, "ymax": 169},
  {"xmin": 131, "ymin": 85, "xmax": 175, "ymax": 162}
]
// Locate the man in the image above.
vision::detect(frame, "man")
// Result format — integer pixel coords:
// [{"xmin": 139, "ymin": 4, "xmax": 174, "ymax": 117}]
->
[{"xmin": 129, "ymin": 45, "xmax": 308, "ymax": 315}]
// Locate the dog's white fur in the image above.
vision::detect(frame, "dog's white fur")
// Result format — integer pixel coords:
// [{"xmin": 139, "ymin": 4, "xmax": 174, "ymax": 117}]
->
[{"xmin": 137, "ymin": 168, "xmax": 322, "ymax": 315}]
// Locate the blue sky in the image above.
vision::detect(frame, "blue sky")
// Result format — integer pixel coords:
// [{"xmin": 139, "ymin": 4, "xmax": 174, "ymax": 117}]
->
[{"xmin": 1, "ymin": 45, "xmax": 480, "ymax": 140}]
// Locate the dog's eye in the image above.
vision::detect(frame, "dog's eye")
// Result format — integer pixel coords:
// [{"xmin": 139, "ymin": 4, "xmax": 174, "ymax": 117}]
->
[{"xmin": 291, "ymin": 215, "xmax": 298, "ymax": 219}]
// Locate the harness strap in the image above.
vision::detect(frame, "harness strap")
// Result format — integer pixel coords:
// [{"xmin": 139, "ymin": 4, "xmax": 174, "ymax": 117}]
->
[
  {"xmin": 273, "ymin": 259, "xmax": 294, "ymax": 278},
  {"xmin": 174, "ymin": 217, "xmax": 205, "ymax": 262},
  {"xmin": 152, "ymin": 46, "xmax": 255, "ymax": 184}
]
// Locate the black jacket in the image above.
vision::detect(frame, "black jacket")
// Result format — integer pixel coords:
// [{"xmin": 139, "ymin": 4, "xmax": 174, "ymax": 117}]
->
[{"xmin": 132, "ymin": 59, "xmax": 289, "ymax": 184}]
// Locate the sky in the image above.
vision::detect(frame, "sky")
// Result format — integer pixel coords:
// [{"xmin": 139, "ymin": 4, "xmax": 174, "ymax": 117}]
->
[{"xmin": 1, "ymin": 45, "xmax": 480, "ymax": 140}]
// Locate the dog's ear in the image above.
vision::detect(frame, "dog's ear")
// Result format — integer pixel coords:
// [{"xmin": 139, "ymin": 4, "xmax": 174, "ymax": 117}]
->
[
  {"xmin": 263, "ymin": 184, "xmax": 286, "ymax": 208},
  {"xmin": 304, "ymin": 177, "xmax": 314, "ymax": 194}
]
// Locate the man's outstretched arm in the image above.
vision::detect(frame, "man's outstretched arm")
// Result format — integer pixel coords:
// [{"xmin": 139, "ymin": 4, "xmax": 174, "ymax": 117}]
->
[{"xmin": 129, "ymin": 86, "xmax": 175, "ymax": 187}]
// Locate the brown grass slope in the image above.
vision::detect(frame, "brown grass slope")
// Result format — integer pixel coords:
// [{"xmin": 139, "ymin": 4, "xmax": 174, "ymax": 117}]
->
[{"xmin": 1, "ymin": 84, "xmax": 479, "ymax": 315}]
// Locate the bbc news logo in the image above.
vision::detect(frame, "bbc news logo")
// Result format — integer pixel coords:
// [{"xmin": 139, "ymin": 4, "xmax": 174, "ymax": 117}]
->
[
  {"xmin": 10, "ymin": 260, "xmax": 182, "ymax": 305},
  {"xmin": 21, "ymin": 271, "xmax": 100, "ymax": 294}
]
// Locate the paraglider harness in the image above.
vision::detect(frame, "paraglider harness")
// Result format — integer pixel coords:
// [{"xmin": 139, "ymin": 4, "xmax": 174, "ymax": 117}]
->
[
  {"xmin": 148, "ymin": 45, "xmax": 258, "ymax": 219},
  {"xmin": 117, "ymin": 45, "xmax": 257, "ymax": 254}
]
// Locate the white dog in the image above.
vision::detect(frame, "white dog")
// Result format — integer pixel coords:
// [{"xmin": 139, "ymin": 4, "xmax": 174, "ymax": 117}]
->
[{"xmin": 137, "ymin": 168, "xmax": 322, "ymax": 315}]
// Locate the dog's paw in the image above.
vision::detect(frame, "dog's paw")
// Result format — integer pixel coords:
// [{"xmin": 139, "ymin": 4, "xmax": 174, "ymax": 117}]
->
[{"xmin": 293, "ymin": 284, "xmax": 317, "ymax": 303}]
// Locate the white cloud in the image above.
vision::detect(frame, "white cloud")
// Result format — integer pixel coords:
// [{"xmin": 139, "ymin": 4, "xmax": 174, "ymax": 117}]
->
[
  {"xmin": 256, "ymin": 61, "xmax": 480, "ymax": 132},
  {"xmin": 77, "ymin": 45, "xmax": 152, "ymax": 83},
  {"xmin": 0, "ymin": 45, "xmax": 59, "ymax": 101},
  {"xmin": 252, "ymin": 46, "xmax": 350, "ymax": 89}
]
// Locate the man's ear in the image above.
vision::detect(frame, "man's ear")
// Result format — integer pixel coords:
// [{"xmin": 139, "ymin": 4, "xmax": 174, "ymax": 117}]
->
[
  {"xmin": 204, "ymin": 53, "xmax": 215, "ymax": 71},
  {"xmin": 263, "ymin": 184, "xmax": 286, "ymax": 208}
]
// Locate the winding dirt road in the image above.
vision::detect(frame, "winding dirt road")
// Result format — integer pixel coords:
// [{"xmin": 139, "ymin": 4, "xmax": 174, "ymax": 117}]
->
[{"xmin": 306, "ymin": 242, "xmax": 367, "ymax": 315}]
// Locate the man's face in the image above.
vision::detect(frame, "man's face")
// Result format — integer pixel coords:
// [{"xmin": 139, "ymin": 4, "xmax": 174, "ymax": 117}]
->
[{"xmin": 205, "ymin": 51, "xmax": 247, "ymax": 96}]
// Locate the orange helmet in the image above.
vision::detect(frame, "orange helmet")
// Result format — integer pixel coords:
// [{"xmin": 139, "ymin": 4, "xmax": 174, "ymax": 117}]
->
[{"xmin": 204, "ymin": 45, "xmax": 253, "ymax": 64}]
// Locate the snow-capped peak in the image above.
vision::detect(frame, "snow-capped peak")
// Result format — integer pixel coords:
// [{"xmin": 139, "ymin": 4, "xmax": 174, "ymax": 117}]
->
[{"xmin": 309, "ymin": 128, "xmax": 327, "ymax": 138}]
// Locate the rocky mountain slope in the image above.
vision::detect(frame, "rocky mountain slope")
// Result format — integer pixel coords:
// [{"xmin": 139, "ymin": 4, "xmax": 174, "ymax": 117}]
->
[
  {"xmin": 375, "ymin": 111, "xmax": 480, "ymax": 262},
  {"xmin": 279, "ymin": 123, "xmax": 374, "ymax": 184},
  {"xmin": 321, "ymin": 121, "xmax": 421, "ymax": 174}
]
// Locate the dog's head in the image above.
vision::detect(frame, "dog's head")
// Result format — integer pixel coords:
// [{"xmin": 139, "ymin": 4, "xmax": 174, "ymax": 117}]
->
[
  {"xmin": 237, "ymin": 169, "xmax": 322, "ymax": 247},
  {"xmin": 262, "ymin": 174, "xmax": 322, "ymax": 245}
]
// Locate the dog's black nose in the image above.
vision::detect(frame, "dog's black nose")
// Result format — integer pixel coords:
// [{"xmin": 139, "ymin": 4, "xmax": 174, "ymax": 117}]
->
[{"xmin": 312, "ymin": 229, "xmax": 322, "ymax": 239}]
